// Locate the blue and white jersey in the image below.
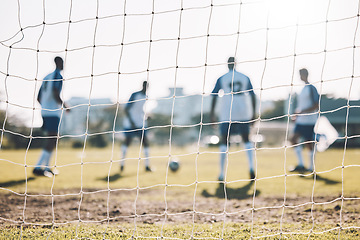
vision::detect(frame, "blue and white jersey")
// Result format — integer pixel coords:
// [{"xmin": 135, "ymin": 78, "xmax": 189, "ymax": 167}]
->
[
  {"xmin": 38, "ymin": 69, "xmax": 63, "ymax": 118},
  {"xmin": 123, "ymin": 91, "xmax": 147, "ymax": 129},
  {"xmin": 296, "ymin": 84, "xmax": 319, "ymax": 125},
  {"xmin": 212, "ymin": 70, "xmax": 255, "ymax": 122}
]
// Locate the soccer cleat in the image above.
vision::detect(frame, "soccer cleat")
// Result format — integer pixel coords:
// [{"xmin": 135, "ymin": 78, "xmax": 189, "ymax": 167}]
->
[
  {"xmin": 33, "ymin": 168, "xmax": 45, "ymax": 176},
  {"xmin": 218, "ymin": 176, "xmax": 224, "ymax": 182},
  {"xmin": 289, "ymin": 165, "xmax": 307, "ymax": 173},
  {"xmin": 145, "ymin": 166, "xmax": 152, "ymax": 172},
  {"xmin": 33, "ymin": 168, "xmax": 53, "ymax": 178},
  {"xmin": 120, "ymin": 165, "xmax": 124, "ymax": 172},
  {"xmin": 250, "ymin": 170, "xmax": 255, "ymax": 180},
  {"xmin": 43, "ymin": 170, "xmax": 54, "ymax": 178},
  {"xmin": 45, "ymin": 168, "xmax": 59, "ymax": 175}
]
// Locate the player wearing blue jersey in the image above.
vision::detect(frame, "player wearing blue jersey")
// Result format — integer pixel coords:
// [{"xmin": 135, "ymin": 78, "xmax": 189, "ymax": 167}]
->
[
  {"xmin": 120, "ymin": 81, "xmax": 152, "ymax": 172},
  {"xmin": 210, "ymin": 57, "xmax": 256, "ymax": 181},
  {"xmin": 33, "ymin": 57, "xmax": 69, "ymax": 177},
  {"xmin": 290, "ymin": 68, "xmax": 319, "ymax": 173}
]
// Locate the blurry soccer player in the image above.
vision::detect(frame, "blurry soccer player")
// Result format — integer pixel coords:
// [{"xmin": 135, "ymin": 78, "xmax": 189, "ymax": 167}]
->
[
  {"xmin": 120, "ymin": 81, "xmax": 152, "ymax": 172},
  {"xmin": 290, "ymin": 68, "xmax": 319, "ymax": 173},
  {"xmin": 33, "ymin": 56, "xmax": 69, "ymax": 177},
  {"xmin": 210, "ymin": 57, "xmax": 257, "ymax": 181}
]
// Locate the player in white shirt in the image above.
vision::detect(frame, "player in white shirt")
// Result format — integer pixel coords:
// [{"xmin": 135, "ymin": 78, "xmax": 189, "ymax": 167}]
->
[
  {"xmin": 33, "ymin": 57, "xmax": 69, "ymax": 177},
  {"xmin": 120, "ymin": 81, "xmax": 152, "ymax": 172},
  {"xmin": 290, "ymin": 68, "xmax": 319, "ymax": 173},
  {"xmin": 210, "ymin": 57, "xmax": 256, "ymax": 181}
]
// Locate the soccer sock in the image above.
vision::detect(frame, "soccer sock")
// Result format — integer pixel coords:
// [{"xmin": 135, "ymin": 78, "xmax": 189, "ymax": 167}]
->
[
  {"xmin": 294, "ymin": 146, "xmax": 304, "ymax": 167},
  {"xmin": 219, "ymin": 144, "xmax": 227, "ymax": 180},
  {"xmin": 308, "ymin": 149, "xmax": 316, "ymax": 171},
  {"xmin": 144, "ymin": 147, "xmax": 150, "ymax": 167},
  {"xmin": 43, "ymin": 150, "xmax": 53, "ymax": 169},
  {"xmin": 244, "ymin": 142, "xmax": 254, "ymax": 172},
  {"xmin": 121, "ymin": 145, "xmax": 127, "ymax": 167},
  {"xmin": 35, "ymin": 150, "xmax": 52, "ymax": 169}
]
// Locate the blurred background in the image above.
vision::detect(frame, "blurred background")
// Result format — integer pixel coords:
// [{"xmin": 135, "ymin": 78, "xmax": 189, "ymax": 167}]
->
[{"xmin": 1, "ymin": 0, "xmax": 359, "ymax": 149}]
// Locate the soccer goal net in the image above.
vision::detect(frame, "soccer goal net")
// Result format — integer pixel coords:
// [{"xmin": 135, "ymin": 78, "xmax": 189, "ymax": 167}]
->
[{"xmin": 0, "ymin": 0, "xmax": 359, "ymax": 239}]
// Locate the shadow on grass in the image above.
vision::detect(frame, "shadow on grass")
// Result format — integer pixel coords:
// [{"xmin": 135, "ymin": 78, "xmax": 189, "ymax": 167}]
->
[
  {"xmin": 97, "ymin": 173, "xmax": 122, "ymax": 182},
  {"xmin": 201, "ymin": 181, "xmax": 260, "ymax": 200},
  {"xmin": 97, "ymin": 171, "xmax": 141, "ymax": 182},
  {"xmin": 0, "ymin": 177, "xmax": 35, "ymax": 188},
  {"xmin": 301, "ymin": 174, "xmax": 340, "ymax": 185}
]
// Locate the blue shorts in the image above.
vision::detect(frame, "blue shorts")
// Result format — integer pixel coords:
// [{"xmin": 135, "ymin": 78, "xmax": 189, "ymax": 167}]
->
[
  {"xmin": 42, "ymin": 116, "xmax": 60, "ymax": 133},
  {"xmin": 220, "ymin": 122, "xmax": 250, "ymax": 137},
  {"xmin": 124, "ymin": 128, "xmax": 147, "ymax": 138},
  {"xmin": 294, "ymin": 124, "xmax": 315, "ymax": 141}
]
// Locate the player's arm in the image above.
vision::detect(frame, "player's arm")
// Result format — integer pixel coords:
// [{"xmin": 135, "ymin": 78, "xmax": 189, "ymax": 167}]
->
[
  {"xmin": 247, "ymin": 79, "xmax": 256, "ymax": 120},
  {"xmin": 53, "ymin": 87, "xmax": 62, "ymax": 105},
  {"xmin": 210, "ymin": 96, "xmax": 217, "ymax": 123},
  {"xmin": 299, "ymin": 85, "xmax": 319, "ymax": 114},
  {"xmin": 299, "ymin": 102, "xmax": 319, "ymax": 114},
  {"xmin": 37, "ymin": 87, "xmax": 42, "ymax": 103},
  {"xmin": 125, "ymin": 93, "xmax": 136, "ymax": 128},
  {"xmin": 210, "ymin": 78, "xmax": 221, "ymax": 122},
  {"xmin": 52, "ymin": 80, "xmax": 70, "ymax": 112}
]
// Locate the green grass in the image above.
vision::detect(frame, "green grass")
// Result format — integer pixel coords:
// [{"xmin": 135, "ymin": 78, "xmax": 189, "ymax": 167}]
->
[
  {"xmin": 0, "ymin": 146, "xmax": 359, "ymax": 239},
  {"xmin": 0, "ymin": 146, "xmax": 359, "ymax": 197},
  {"xmin": 1, "ymin": 223, "xmax": 359, "ymax": 239}
]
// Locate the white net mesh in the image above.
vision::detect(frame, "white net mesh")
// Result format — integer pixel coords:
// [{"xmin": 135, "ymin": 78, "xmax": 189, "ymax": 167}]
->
[{"xmin": 1, "ymin": 0, "xmax": 360, "ymax": 239}]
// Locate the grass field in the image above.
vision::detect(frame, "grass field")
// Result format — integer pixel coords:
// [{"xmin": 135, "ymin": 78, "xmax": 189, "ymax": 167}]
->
[{"xmin": 1, "ymin": 146, "xmax": 359, "ymax": 239}]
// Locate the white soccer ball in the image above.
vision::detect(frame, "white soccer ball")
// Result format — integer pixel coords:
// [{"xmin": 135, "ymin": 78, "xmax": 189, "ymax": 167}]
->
[{"xmin": 169, "ymin": 159, "xmax": 180, "ymax": 172}]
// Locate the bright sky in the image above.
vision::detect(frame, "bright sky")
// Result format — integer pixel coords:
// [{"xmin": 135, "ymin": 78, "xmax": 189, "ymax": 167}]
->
[{"xmin": 0, "ymin": 0, "xmax": 359, "ymax": 125}]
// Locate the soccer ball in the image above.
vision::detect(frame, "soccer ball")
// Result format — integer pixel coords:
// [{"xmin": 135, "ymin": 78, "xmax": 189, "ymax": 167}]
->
[{"xmin": 169, "ymin": 159, "xmax": 180, "ymax": 172}]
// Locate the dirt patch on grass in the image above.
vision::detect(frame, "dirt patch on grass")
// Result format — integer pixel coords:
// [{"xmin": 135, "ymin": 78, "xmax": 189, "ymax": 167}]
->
[{"xmin": 1, "ymin": 185, "xmax": 359, "ymax": 227}]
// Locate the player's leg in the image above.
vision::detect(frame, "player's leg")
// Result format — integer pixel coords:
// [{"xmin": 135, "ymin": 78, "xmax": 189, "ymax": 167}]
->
[
  {"xmin": 290, "ymin": 125, "xmax": 306, "ymax": 172},
  {"xmin": 120, "ymin": 132, "xmax": 132, "ymax": 172},
  {"xmin": 305, "ymin": 142, "xmax": 316, "ymax": 172},
  {"xmin": 34, "ymin": 137, "xmax": 54, "ymax": 176},
  {"xmin": 33, "ymin": 117, "xmax": 59, "ymax": 177},
  {"xmin": 43, "ymin": 132, "xmax": 58, "ymax": 175},
  {"xmin": 238, "ymin": 123, "xmax": 255, "ymax": 179},
  {"xmin": 142, "ymin": 132, "xmax": 152, "ymax": 172},
  {"xmin": 218, "ymin": 123, "xmax": 229, "ymax": 181},
  {"xmin": 303, "ymin": 125, "xmax": 316, "ymax": 172}
]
